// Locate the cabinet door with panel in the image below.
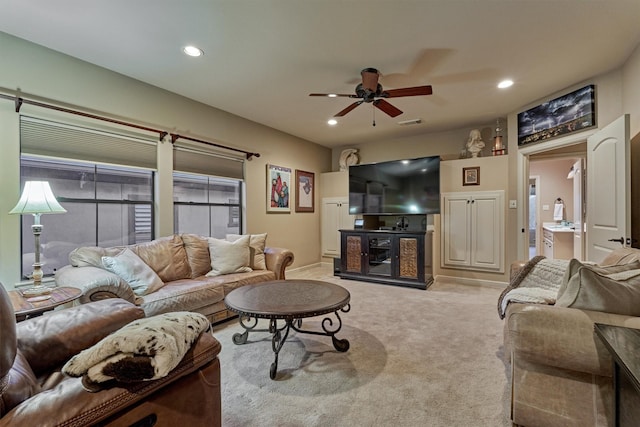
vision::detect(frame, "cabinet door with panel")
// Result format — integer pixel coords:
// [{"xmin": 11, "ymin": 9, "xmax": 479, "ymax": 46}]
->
[
  {"xmin": 395, "ymin": 234, "xmax": 424, "ymax": 281},
  {"xmin": 441, "ymin": 191, "xmax": 504, "ymax": 272},
  {"xmin": 342, "ymin": 232, "xmax": 366, "ymax": 274},
  {"xmin": 321, "ymin": 197, "xmax": 351, "ymax": 257}
]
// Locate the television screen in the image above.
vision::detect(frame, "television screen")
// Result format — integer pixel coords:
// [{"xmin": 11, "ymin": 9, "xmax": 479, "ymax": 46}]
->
[{"xmin": 348, "ymin": 155, "xmax": 440, "ymax": 215}]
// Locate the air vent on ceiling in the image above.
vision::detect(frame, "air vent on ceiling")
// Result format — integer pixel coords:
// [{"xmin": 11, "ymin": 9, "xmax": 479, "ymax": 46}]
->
[{"xmin": 397, "ymin": 118, "xmax": 422, "ymax": 126}]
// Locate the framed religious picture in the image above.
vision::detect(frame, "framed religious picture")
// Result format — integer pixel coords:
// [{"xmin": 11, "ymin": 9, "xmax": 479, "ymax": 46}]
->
[
  {"xmin": 267, "ymin": 164, "xmax": 291, "ymax": 213},
  {"xmin": 463, "ymin": 166, "xmax": 480, "ymax": 186},
  {"xmin": 295, "ymin": 170, "xmax": 314, "ymax": 212}
]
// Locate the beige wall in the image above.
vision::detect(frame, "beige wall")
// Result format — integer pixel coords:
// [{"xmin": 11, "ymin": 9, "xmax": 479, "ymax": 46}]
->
[
  {"xmin": 435, "ymin": 155, "xmax": 509, "ymax": 283},
  {"xmin": 1, "ymin": 31, "xmax": 639, "ymax": 288},
  {"xmin": 331, "ymin": 125, "xmax": 500, "ymax": 171},
  {"xmin": 623, "ymin": 43, "xmax": 640, "ymax": 139},
  {"xmin": 0, "ymin": 32, "xmax": 331, "ymax": 287},
  {"xmin": 330, "ymin": 41, "xmax": 640, "ymax": 284},
  {"xmin": 529, "ymin": 158, "xmax": 577, "ymax": 223}
]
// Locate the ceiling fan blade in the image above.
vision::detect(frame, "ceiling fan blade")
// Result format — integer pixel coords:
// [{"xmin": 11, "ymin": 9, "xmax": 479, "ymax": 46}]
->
[
  {"xmin": 309, "ymin": 93, "xmax": 356, "ymax": 98},
  {"xmin": 334, "ymin": 101, "xmax": 363, "ymax": 117},
  {"xmin": 383, "ymin": 85, "xmax": 433, "ymax": 98},
  {"xmin": 373, "ymin": 99, "xmax": 403, "ymax": 117}
]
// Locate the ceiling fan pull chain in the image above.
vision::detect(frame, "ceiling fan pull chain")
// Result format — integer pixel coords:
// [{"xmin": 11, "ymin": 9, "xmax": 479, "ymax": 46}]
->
[{"xmin": 372, "ymin": 104, "xmax": 376, "ymax": 127}]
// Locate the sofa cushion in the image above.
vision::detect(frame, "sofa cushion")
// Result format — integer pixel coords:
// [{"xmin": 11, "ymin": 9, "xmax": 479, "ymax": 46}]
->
[
  {"xmin": 102, "ymin": 248, "xmax": 165, "ymax": 296},
  {"xmin": 556, "ymin": 259, "xmax": 640, "ymax": 315},
  {"xmin": 139, "ymin": 277, "xmax": 227, "ymax": 315},
  {"xmin": 206, "ymin": 236, "xmax": 252, "ymax": 277},
  {"xmin": 600, "ymin": 247, "xmax": 640, "ymax": 266},
  {"xmin": 132, "ymin": 235, "xmax": 191, "ymax": 282},
  {"xmin": 226, "ymin": 233, "xmax": 267, "ymax": 270},
  {"xmin": 181, "ymin": 234, "xmax": 212, "ymax": 278},
  {"xmin": 69, "ymin": 246, "xmax": 125, "ymax": 268}
]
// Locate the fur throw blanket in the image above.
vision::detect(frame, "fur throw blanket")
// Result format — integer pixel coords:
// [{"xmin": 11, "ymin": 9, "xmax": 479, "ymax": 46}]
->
[
  {"xmin": 63, "ymin": 312, "xmax": 210, "ymax": 390},
  {"xmin": 497, "ymin": 256, "xmax": 570, "ymax": 319}
]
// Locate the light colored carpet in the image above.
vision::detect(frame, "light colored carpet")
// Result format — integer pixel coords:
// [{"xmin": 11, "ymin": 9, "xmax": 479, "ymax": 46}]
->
[{"xmin": 214, "ymin": 264, "xmax": 511, "ymax": 426}]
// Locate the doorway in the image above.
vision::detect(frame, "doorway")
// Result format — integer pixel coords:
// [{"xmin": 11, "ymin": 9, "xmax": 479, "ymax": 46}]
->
[
  {"xmin": 528, "ymin": 177, "xmax": 538, "ymax": 258},
  {"xmin": 518, "ymin": 138, "xmax": 588, "ymax": 261}
]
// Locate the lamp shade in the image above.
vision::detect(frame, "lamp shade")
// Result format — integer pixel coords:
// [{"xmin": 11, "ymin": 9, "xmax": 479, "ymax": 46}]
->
[{"xmin": 9, "ymin": 181, "xmax": 67, "ymax": 215}]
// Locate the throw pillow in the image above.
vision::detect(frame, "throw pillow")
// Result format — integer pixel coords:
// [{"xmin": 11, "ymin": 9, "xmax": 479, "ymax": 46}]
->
[
  {"xmin": 555, "ymin": 259, "xmax": 640, "ymax": 315},
  {"xmin": 132, "ymin": 235, "xmax": 191, "ymax": 282},
  {"xmin": 206, "ymin": 235, "xmax": 252, "ymax": 276},
  {"xmin": 226, "ymin": 233, "xmax": 267, "ymax": 270},
  {"xmin": 102, "ymin": 248, "xmax": 165, "ymax": 296},
  {"xmin": 181, "ymin": 234, "xmax": 212, "ymax": 278}
]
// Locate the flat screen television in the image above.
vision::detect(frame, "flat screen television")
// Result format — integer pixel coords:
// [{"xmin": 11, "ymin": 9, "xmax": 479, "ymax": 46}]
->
[{"xmin": 348, "ymin": 155, "xmax": 440, "ymax": 215}]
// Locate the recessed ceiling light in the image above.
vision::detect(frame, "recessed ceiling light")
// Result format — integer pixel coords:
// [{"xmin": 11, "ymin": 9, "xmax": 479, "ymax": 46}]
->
[
  {"xmin": 498, "ymin": 79, "xmax": 514, "ymax": 89},
  {"xmin": 183, "ymin": 45, "xmax": 204, "ymax": 57},
  {"xmin": 328, "ymin": 119, "xmax": 337, "ymax": 126}
]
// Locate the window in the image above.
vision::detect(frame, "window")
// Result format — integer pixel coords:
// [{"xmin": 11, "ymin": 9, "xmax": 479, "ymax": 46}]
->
[
  {"xmin": 173, "ymin": 172, "xmax": 243, "ymax": 237},
  {"xmin": 18, "ymin": 156, "xmax": 154, "ymax": 278}
]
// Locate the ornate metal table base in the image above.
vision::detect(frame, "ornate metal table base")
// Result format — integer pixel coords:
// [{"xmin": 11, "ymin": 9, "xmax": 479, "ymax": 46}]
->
[{"xmin": 232, "ymin": 305, "xmax": 351, "ymax": 379}]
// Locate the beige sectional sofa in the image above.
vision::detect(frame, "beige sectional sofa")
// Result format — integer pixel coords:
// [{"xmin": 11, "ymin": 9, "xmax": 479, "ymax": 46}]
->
[
  {"xmin": 503, "ymin": 247, "xmax": 640, "ymax": 427},
  {"xmin": 55, "ymin": 234, "xmax": 294, "ymax": 323}
]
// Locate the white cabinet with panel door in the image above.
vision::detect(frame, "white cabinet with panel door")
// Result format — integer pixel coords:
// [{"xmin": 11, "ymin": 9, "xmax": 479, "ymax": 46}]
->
[
  {"xmin": 441, "ymin": 191, "xmax": 504, "ymax": 272},
  {"xmin": 321, "ymin": 197, "xmax": 351, "ymax": 257}
]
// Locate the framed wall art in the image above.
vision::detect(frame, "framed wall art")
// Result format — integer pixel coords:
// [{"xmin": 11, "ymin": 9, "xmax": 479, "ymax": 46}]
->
[
  {"xmin": 517, "ymin": 84, "xmax": 596, "ymax": 146},
  {"xmin": 267, "ymin": 164, "xmax": 291, "ymax": 213},
  {"xmin": 463, "ymin": 167, "xmax": 480, "ymax": 186},
  {"xmin": 295, "ymin": 170, "xmax": 314, "ymax": 212}
]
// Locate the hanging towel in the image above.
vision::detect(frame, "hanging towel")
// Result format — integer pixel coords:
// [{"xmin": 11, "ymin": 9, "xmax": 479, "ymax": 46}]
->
[{"xmin": 553, "ymin": 202, "xmax": 564, "ymax": 221}]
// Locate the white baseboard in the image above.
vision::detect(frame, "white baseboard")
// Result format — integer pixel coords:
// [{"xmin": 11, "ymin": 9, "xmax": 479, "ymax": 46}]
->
[
  {"xmin": 435, "ymin": 274, "xmax": 508, "ymax": 289},
  {"xmin": 287, "ymin": 262, "xmax": 325, "ymax": 274}
]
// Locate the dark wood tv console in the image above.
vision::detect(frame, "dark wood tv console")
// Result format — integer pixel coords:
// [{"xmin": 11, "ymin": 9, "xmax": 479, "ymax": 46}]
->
[{"xmin": 338, "ymin": 229, "xmax": 433, "ymax": 290}]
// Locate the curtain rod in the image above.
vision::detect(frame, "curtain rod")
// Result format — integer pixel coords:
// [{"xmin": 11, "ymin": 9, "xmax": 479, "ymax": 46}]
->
[
  {"xmin": 0, "ymin": 93, "xmax": 260, "ymax": 160},
  {"xmin": 170, "ymin": 133, "xmax": 259, "ymax": 159}
]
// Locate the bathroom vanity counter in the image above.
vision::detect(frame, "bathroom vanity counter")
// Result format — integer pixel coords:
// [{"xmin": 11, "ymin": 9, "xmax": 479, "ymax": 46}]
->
[{"xmin": 542, "ymin": 223, "xmax": 574, "ymax": 259}]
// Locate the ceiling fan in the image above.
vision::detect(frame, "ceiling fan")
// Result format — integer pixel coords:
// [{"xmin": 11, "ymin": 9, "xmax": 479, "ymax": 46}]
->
[{"xmin": 309, "ymin": 67, "xmax": 433, "ymax": 120}]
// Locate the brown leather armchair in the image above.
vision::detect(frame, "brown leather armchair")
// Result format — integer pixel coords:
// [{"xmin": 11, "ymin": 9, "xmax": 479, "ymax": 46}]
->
[{"xmin": 0, "ymin": 283, "xmax": 222, "ymax": 426}]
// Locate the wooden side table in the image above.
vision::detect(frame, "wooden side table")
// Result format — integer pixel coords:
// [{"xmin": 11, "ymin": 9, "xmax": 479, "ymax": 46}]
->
[
  {"xmin": 9, "ymin": 286, "xmax": 82, "ymax": 322},
  {"xmin": 594, "ymin": 323, "xmax": 640, "ymax": 427}
]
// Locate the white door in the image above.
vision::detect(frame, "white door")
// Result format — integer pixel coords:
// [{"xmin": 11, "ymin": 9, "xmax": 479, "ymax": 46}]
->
[
  {"xmin": 441, "ymin": 193, "xmax": 472, "ymax": 267},
  {"xmin": 572, "ymin": 159, "xmax": 584, "ymax": 260},
  {"xmin": 471, "ymin": 192, "xmax": 504, "ymax": 271},
  {"xmin": 586, "ymin": 115, "xmax": 631, "ymax": 263},
  {"xmin": 321, "ymin": 197, "xmax": 350, "ymax": 257}
]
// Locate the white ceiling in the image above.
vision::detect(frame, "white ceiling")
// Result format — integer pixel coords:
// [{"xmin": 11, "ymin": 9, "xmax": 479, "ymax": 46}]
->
[{"xmin": 1, "ymin": 0, "xmax": 639, "ymax": 149}]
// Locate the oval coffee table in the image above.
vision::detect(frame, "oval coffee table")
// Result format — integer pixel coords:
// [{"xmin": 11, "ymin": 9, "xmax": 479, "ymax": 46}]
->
[{"xmin": 224, "ymin": 280, "xmax": 351, "ymax": 379}]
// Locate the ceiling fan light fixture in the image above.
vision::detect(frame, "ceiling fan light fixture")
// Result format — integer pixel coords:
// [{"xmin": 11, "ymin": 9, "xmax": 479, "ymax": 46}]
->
[
  {"xmin": 183, "ymin": 45, "xmax": 204, "ymax": 57},
  {"xmin": 498, "ymin": 79, "xmax": 514, "ymax": 89},
  {"xmin": 328, "ymin": 94, "xmax": 338, "ymax": 98},
  {"xmin": 327, "ymin": 119, "xmax": 338, "ymax": 126}
]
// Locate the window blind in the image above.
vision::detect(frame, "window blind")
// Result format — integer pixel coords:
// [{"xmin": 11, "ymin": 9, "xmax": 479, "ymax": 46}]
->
[
  {"xmin": 173, "ymin": 144, "xmax": 244, "ymax": 180},
  {"xmin": 20, "ymin": 116, "xmax": 157, "ymax": 169}
]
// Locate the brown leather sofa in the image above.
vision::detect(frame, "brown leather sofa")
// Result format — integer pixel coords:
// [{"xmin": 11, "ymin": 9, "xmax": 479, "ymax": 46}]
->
[
  {"xmin": 504, "ymin": 248, "xmax": 640, "ymax": 427},
  {"xmin": 0, "ymin": 284, "xmax": 222, "ymax": 426},
  {"xmin": 55, "ymin": 233, "xmax": 294, "ymax": 323}
]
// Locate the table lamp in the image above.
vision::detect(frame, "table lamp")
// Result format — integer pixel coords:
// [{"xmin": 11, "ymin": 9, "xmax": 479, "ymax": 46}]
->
[{"xmin": 9, "ymin": 181, "xmax": 67, "ymax": 299}]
